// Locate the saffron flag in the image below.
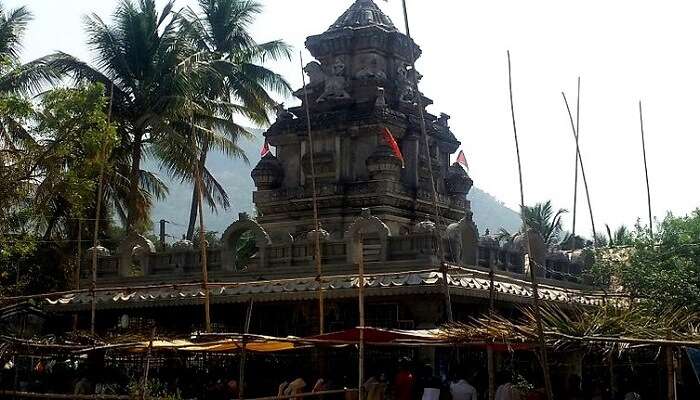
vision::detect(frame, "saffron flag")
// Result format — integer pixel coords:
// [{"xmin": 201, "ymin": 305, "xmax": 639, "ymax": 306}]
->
[
  {"xmin": 381, "ymin": 127, "xmax": 405, "ymax": 168},
  {"xmin": 260, "ymin": 140, "xmax": 271, "ymax": 157},
  {"xmin": 456, "ymin": 150, "xmax": 469, "ymax": 171}
]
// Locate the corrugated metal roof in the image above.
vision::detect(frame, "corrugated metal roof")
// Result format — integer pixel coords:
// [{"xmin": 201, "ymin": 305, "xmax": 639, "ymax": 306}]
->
[{"xmin": 45, "ymin": 271, "xmax": 606, "ymax": 311}]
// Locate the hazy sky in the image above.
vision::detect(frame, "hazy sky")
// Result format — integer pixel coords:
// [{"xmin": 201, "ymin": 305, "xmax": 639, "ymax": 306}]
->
[{"xmin": 9, "ymin": 0, "xmax": 699, "ymax": 238}]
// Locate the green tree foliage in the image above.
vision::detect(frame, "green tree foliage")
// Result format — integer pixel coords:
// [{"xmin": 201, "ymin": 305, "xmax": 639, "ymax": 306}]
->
[
  {"xmin": 588, "ymin": 211, "xmax": 700, "ymax": 309},
  {"xmin": 498, "ymin": 201, "xmax": 568, "ymax": 249},
  {"xmin": 178, "ymin": 0, "xmax": 292, "ymax": 239},
  {"xmin": 0, "ymin": 84, "xmax": 116, "ymax": 296}
]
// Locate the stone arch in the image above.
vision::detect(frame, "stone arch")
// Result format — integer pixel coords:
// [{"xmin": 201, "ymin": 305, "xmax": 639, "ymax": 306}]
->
[
  {"xmin": 446, "ymin": 214, "xmax": 479, "ymax": 266},
  {"xmin": 221, "ymin": 213, "xmax": 272, "ymax": 271},
  {"xmin": 345, "ymin": 208, "xmax": 390, "ymax": 264},
  {"xmin": 116, "ymin": 233, "xmax": 156, "ymax": 277}
]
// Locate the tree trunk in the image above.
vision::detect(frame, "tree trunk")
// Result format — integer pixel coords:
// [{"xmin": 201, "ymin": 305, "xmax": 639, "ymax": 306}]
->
[
  {"xmin": 186, "ymin": 141, "xmax": 209, "ymax": 240},
  {"xmin": 126, "ymin": 133, "xmax": 143, "ymax": 233}
]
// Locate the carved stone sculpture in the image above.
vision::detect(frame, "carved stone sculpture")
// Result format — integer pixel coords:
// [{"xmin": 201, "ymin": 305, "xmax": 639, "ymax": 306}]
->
[
  {"xmin": 438, "ymin": 113, "xmax": 451, "ymax": 127},
  {"xmin": 375, "ymin": 87, "xmax": 387, "ymax": 109},
  {"xmin": 304, "ymin": 61, "xmax": 327, "ymax": 87},
  {"xmin": 318, "ymin": 57, "xmax": 351, "ymax": 102},
  {"xmin": 275, "ymin": 103, "xmax": 294, "ymax": 121},
  {"xmin": 446, "ymin": 214, "xmax": 478, "ymax": 266},
  {"xmin": 356, "ymin": 54, "xmax": 386, "ymax": 80}
]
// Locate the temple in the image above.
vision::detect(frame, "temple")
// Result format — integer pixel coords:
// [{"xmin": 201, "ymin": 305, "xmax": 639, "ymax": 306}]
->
[{"xmin": 49, "ymin": 0, "xmax": 594, "ymax": 340}]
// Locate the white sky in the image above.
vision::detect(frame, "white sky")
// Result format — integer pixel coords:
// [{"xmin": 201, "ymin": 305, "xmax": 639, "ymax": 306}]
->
[{"xmin": 10, "ymin": 0, "xmax": 699, "ymax": 238}]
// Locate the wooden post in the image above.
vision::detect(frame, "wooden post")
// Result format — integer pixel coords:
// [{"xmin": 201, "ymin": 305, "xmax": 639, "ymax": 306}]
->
[
  {"xmin": 401, "ymin": 0, "xmax": 453, "ymax": 324},
  {"xmin": 239, "ymin": 299, "xmax": 254, "ymax": 400},
  {"xmin": 300, "ymin": 52, "xmax": 325, "ymax": 335},
  {"xmin": 357, "ymin": 233, "xmax": 366, "ymax": 400},
  {"xmin": 507, "ymin": 51, "xmax": 554, "ymax": 400},
  {"xmin": 142, "ymin": 327, "xmax": 156, "ymax": 400},
  {"xmin": 193, "ymin": 115, "xmax": 211, "ymax": 333},
  {"xmin": 639, "ymin": 101, "xmax": 654, "ymax": 238},
  {"xmin": 608, "ymin": 352, "xmax": 616, "ymax": 400},
  {"xmin": 90, "ymin": 84, "xmax": 114, "ymax": 335},
  {"xmin": 570, "ymin": 78, "xmax": 581, "ymax": 252},
  {"xmin": 666, "ymin": 347, "xmax": 676, "ymax": 400},
  {"xmin": 488, "ymin": 250, "xmax": 496, "ymax": 400},
  {"xmin": 74, "ymin": 218, "xmax": 81, "ymax": 331},
  {"xmin": 562, "ymin": 92, "xmax": 598, "ymax": 242}
]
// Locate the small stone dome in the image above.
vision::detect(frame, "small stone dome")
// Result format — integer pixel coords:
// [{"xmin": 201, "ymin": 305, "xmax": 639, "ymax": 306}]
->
[
  {"xmin": 306, "ymin": 228, "xmax": 330, "ymax": 242},
  {"xmin": 87, "ymin": 245, "xmax": 111, "ymax": 257},
  {"xmin": 173, "ymin": 238, "xmax": 194, "ymax": 250},
  {"xmin": 327, "ymin": 0, "xmax": 397, "ymax": 33},
  {"xmin": 446, "ymin": 163, "xmax": 473, "ymax": 196},
  {"xmin": 251, "ymin": 153, "xmax": 284, "ymax": 190},
  {"xmin": 547, "ymin": 250, "xmax": 569, "ymax": 263},
  {"xmin": 480, "ymin": 232, "xmax": 499, "ymax": 248},
  {"xmin": 366, "ymin": 145, "xmax": 402, "ymax": 180},
  {"xmin": 414, "ymin": 220, "xmax": 437, "ymax": 234}
]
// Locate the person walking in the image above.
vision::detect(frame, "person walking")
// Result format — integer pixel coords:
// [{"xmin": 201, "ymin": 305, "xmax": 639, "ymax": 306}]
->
[{"xmin": 450, "ymin": 373, "xmax": 478, "ymax": 400}]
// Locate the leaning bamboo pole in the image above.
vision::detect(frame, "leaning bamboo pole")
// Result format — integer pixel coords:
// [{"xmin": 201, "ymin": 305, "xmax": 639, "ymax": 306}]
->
[
  {"xmin": 90, "ymin": 84, "xmax": 114, "ymax": 334},
  {"xmin": 300, "ymin": 52, "xmax": 325, "ymax": 335},
  {"xmin": 570, "ymin": 78, "xmax": 581, "ymax": 252},
  {"xmin": 401, "ymin": 0, "xmax": 453, "ymax": 323},
  {"xmin": 562, "ymin": 93, "xmax": 598, "ymax": 242},
  {"xmin": 639, "ymin": 101, "xmax": 654, "ymax": 238},
  {"xmin": 506, "ymin": 51, "xmax": 554, "ymax": 400}
]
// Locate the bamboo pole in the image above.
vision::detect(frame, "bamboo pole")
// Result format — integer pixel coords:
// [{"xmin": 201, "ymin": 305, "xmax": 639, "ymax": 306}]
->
[
  {"xmin": 239, "ymin": 299, "xmax": 254, "ymax": 400},
  {"xmin": 401, "ymin": 0, "xmax": 453, "ymax": 323},
  {"xmin": 299, "ymin": 52, "xmax": 325, "ymax": 335},
  {"xmin": 639, "ymin": 101, "xmax": 654, "ymax": 238},
  {"xmin": 192, "ymin": 114, "xmax": 211, "ymax": 333},
  {"xmin": 506, "ymin": 51, "xmax": 554, "ymax": 400},
  {"xmin": 608, "ymin": 352, "xmax": 616, "ymax": 400},
  {"xmin": 487, "ymin": 252, "xmax": 496, "ymax": 400},
  {"xmin": 570, "ymin": 78, "xmax": 581, "ymax": 252},
  {"xmin": 562, "ymin": 93, "xmax": 597, "ymax": 242},
  {"xmin": 90, "ymin": 84, "xmax": 114, "ymax": 335},
  {"xmin": 142, "ymin": 327, "xmax": 156, "ymax": 400},
  {"xmin": 357, "ymin": 233, "xmax": 366, "ymax": 400},
  {"xmin": 666, "ymin": 347, "xmax": 676, "ymax": 400},
  {"xmin": 73, "ymin": 218, "xmax": 81, "ymax": 331}
]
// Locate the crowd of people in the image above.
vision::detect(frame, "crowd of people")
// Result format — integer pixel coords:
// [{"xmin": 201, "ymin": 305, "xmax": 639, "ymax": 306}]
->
[{"xmin": 0, "ymin": 354, "xmax": 648, "ymax": 400}]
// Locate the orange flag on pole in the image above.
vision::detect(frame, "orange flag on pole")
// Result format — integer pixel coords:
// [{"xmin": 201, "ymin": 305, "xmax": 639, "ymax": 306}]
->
[
  {"xmin": 260, "ymin": 140, "xmax": 271, "ymax": 157},
  {"xmin": 381, "ymin": 127, "xmax": 405, "ymax": 168},
  {"xmin": 456, "ymin": 150, "xmax": 469, "ymax": 171}
]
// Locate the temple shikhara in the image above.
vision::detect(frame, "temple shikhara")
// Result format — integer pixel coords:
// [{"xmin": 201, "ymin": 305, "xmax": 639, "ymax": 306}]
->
[{"xmin": 49, "ymin": 0, "xmax": 592, "ymax": 343}]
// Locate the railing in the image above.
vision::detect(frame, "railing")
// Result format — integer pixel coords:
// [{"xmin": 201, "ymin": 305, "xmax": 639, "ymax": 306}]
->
[{"xmin": 83, "ymin": 234, "xmax": 583, "ymax": 284}]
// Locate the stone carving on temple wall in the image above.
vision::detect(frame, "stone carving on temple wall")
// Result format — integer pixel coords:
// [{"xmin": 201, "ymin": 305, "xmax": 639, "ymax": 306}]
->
[
  {"xmin": 375, "ymin": 87, "xmax": 387, "ymax": 109},
  {"xmin": 446, "ymin": 213, "xmax": 478, "ymax": 266},
  {"xmin": 356, "ymin": 54, "xmax": 387, "ymax": 80},
  {"xmin": 437, "ymin": 113, "xmax": 450, "ymax": 128},
  {"xmin": 304, "ymin": 61, "xmax": 327, "ymax": 88},
  {"xmin": 346, "ymin": 208, "xmax": 391, "ymax": 264},
  {"xmin": 397, "ymin": 64, "xmax": 416, "ymax": 105},
  {"xmin": 221, "ymin": 213, "xmax": 272, "ymax": 271},
  {"xmin": 275, "ymin": 103, "xmax": 294, "ymax": 121},
  {"xmin": 116, "ymin": 233, "xmax": 156, "ymax": 277},
  {"xmin": 318, "ymin": 57, "xmax": 351, "ymax": 102}
]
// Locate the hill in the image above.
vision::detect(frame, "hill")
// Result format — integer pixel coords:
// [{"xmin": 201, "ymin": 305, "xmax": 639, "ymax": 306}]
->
[{"xmin": 148, "ymin": 131, "xmax": 520, "ymax": 240}]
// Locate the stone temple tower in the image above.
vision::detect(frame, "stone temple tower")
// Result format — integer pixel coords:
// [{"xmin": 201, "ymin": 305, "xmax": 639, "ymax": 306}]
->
[{"xmin": 251, "ymin": 0, "xmax": 474, "ymax": 240}]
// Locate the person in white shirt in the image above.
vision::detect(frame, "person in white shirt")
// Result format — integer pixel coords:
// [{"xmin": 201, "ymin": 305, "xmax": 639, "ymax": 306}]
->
[
  {"xmin": 495, "ymin": 372, "xmax": 520, "ymax": 400},
  {"xmin": 450, "ymin": 376, "xmax": 478, "ymax": 400}
]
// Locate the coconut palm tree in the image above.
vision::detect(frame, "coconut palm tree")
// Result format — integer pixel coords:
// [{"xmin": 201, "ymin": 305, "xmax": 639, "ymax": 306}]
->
[
  {"xmin": 39, "ymin": 0, "xmax": 214, "ymax": 231},
  {"xmin": 177, "ymin": 0, "xmax": 292, "ymax": 240},
  {"xmin": 498, "ymin": 201, "xmax": 568, "ymax": 249}
]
